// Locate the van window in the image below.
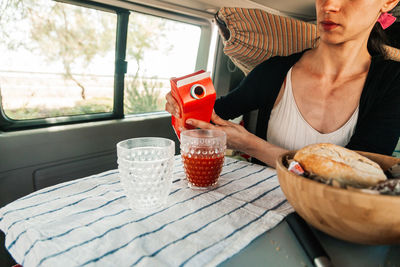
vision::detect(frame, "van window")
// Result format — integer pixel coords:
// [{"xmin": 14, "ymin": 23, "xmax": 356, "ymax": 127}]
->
[
  {"xmin": 125, "ymin": 11, "xmax": 201, "ymax": 114},
  {"xmin": 0, "ymin": 0, "xmax": 117, "ymax": 120},
  {"xmin": 0, "ymin": 1, "xmax": 211, "ymax": 130}
]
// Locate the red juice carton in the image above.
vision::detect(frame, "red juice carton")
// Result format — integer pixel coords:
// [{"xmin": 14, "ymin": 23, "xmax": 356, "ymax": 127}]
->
[{"xmin": 170, "ymin": 70, "xmax": 216, "ymax": 139}]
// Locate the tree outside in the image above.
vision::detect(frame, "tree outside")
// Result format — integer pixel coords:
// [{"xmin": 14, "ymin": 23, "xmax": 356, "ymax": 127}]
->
[
  {"xmin": 0, "ymin": 0, "xmax": 180, "ymax": 120},
  {"xmin": 124, "ymin": 11, "xmax": 173, "ymax": 115}
]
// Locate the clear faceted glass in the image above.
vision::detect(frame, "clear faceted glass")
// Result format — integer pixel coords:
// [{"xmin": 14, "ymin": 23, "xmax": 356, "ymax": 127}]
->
[
  {"xmin": 180, "ymin": 129, "xmax": 226, "ymax": 189},
  {"xmin": 117, "ymin": 137, "xmax": 175, "ymax": 212}
]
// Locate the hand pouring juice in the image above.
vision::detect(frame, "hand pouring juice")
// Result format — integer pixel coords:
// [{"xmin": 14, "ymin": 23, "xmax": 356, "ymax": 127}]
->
[{"xmin": 170, "ymin": 70, "xmax": 216, "ymax": 139}]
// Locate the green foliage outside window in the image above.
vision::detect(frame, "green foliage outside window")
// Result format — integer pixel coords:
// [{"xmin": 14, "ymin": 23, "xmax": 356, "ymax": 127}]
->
[
  {"xmin": 124, "ymin": 72, "xmax": 165, "ymax": 114},
  {"xmin": 4, "ymin": 99, "xmax": 112, "ymax": 119},
  {"xmin": 0, "ymin": 0, "xmax": 175, "ymax": 120}
]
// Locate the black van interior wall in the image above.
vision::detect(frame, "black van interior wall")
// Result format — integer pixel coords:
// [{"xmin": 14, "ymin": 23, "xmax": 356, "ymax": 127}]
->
[{"xmin": 0, "ymin": 115, "xmax": 179, "ymax": 207}]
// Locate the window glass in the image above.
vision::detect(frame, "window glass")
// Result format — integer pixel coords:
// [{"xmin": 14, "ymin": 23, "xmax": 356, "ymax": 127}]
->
[
  {"xmin": 125, "ymin": 11, "xmax": 201, "ymax": 114},
  {"xmin": 0, "ymin": 0, "xmax": 117, "ymax": 120}
]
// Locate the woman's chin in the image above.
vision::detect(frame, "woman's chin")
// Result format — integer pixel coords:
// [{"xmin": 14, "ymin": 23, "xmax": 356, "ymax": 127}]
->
[{"xmin": 318, "ymin": 34, "xmax": 345, "ymax": 46}]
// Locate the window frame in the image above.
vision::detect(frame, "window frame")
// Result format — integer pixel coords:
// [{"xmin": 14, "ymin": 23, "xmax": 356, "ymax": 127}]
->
[
  {"xmin": 0, "ymin": 0, "xmax": 213, "ymax": 131},
  {"xmin": 122, "ymin": 3, "xmax": 213, "ymax": 118}
]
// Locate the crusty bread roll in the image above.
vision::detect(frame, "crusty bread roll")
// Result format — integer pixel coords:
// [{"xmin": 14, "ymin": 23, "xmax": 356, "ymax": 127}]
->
[{"xmin": 294, "ymin": 143, "xmax": 387, "ymax": 187}]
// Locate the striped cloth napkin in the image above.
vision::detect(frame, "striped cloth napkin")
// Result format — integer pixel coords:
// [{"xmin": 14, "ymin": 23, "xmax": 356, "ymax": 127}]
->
[{"xmin": 0, "ymin": 156, "xmax": 293, "ymax": 267}]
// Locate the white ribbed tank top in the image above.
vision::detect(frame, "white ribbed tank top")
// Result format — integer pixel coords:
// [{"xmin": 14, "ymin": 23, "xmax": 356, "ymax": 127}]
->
[{"xmin": 267, "ymin": 67, "xmax": 359, "ymax": 151}]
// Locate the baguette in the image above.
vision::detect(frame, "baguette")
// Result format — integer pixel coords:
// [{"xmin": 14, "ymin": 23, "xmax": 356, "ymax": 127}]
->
[{"xmin": 294, "ymin": 143, "xmax": 387, "ymax": 187}]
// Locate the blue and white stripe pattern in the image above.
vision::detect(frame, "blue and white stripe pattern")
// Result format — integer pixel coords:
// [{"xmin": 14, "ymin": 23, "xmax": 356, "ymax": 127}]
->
[{"xmin": 0, "ymin": 156, "xmax": 293, "ymax": 267}]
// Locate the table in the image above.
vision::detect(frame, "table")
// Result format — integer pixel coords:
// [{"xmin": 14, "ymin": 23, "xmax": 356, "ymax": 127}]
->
[
  {"xmin": 1, "ymin": 156, "xmax": 399, "ymax": 267},
  {"xmin": 0, "ymin": 156, "xmax": 293, "ymax": 266}
]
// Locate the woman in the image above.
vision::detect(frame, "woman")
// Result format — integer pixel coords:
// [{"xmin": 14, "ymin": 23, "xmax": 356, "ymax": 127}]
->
[{"xmin": 166, "ymin": 0, "xmax": 400, "ymax": 167}]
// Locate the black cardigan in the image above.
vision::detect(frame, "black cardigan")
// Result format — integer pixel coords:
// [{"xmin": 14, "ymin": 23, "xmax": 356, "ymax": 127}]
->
[{"xmin": 214, "ymin": 51, "xmax": 400, "ymax": 155}]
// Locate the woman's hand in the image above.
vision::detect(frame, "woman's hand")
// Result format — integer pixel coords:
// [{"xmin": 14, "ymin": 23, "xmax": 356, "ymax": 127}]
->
[
  {"xmin": 186, "ymin": 111, "xmax": 253, "ymax": 152},
  {"xmin": 186, "ymin": 111, "xmax": 288, "ymax": 168},
  {"xmin": 165, "ymin": 92, "xmax": 181, "ymax": 118}
]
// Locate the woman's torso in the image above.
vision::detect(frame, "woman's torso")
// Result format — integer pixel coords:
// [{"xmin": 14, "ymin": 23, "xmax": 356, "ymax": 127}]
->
[{"xmin": 267, "ymin": 61, "xmax": 366, "ymax": 150}]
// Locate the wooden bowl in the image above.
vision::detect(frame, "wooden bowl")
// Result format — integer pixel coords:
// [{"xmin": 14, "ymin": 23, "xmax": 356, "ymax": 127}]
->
[{"xmin": 276, "ymin": 150, "xmax": 400, "ymax": 245}]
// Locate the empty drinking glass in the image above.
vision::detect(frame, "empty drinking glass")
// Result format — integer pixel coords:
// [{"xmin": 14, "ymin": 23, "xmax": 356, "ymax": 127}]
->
[
  {"xmin": 180, "ymin": 129, "xmax": 226, "ymax": 189},
  {"xmin": 117, "ymin": 137, "xmax": 175, "ymax": 212}
]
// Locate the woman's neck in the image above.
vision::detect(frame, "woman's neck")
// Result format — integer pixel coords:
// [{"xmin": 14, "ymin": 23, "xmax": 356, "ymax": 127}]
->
[{"xmin": 303, "ymin": 41, "xmax": 372, "ymax": 81}]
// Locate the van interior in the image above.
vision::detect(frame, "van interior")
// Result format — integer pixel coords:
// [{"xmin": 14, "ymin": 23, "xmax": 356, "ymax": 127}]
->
[
  {"xmin": 0, "ymin": 0, "xmax": 326, "ymax": 210},
  {"xmin": 1, "ymin": 0, "xmax": 399, "ymax": 266}
]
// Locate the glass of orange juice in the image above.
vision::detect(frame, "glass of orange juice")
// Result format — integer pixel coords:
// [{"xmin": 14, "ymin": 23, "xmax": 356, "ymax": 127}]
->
[{"xmin": 180, "ymin": 129, "xmax": 226, "ymax": 189}]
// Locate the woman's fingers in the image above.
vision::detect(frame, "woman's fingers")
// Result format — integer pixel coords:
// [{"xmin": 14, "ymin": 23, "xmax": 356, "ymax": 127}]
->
[
  {"xmin": 165, "ymin": 102, "xmax": 178, "ymax": 117},
  {"xmin": 186, "ymin": 118, "xmax": 215, "ymax": 130},
  {"xmin": 186, "ymin": 111, "xmax": 230, "ymax": 130},
  {"xmin": 165, "ymin": 92, "xmax": 180, "ymax": 118},
  {"xmin": 210, "ymin": 111, "xmax": 229, "ymax": 126}
]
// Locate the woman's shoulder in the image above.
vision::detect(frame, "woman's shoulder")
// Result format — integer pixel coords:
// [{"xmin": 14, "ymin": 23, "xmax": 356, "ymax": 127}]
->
[
  {"xmin": 371, "ymin": 55, "xmax": 400, "ymax": 75},
  {"xmin": 367, "ymin": 55, "xmax": 400, "ymax": 97},
  {"xmin": 248, "ymin": 50, "xmax": 306, "ymax": 76},
  {"xmin": 258, "ymin": 51, "xmax": 305, "ymax": 67}
]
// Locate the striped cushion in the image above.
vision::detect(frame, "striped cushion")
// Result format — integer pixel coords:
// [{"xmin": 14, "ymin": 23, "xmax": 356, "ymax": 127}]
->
[{"xmin": 218, "ymin": 7, "xmax": 400, "ymax": 75}]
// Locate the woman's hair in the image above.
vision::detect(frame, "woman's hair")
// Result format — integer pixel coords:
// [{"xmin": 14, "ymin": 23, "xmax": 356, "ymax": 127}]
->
[
  {"xmin": 367, "ymin": 23, "xmax": 389, "ymax": 57},
  {"xmin": 369, "ymin": 3, "xmax": 400, "ymax": 57}
]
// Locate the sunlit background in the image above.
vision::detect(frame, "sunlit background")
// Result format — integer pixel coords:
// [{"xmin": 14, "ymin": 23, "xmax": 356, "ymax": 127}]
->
[{"xmin": 0, "ymin": 0, "xmax": 207, "ymax": 119}]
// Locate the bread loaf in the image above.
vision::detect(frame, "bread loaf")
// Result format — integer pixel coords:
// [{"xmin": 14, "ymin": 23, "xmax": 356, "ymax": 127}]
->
[{"xmin": 293, "ymin": 143, "xmax": 387, "ymax": 187}]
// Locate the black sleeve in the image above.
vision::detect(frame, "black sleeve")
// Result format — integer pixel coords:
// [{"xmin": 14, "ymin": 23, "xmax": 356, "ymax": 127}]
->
[
  {"xmin": 214, "ymin": 56, "xmax": 284, "ymax": 120},
  {"xmin": 346, "ymin": 62, "xmax": 400, "ymax": 155}
]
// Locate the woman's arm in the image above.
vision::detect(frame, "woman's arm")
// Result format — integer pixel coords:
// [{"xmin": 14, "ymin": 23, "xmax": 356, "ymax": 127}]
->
[
  {"xmin": 186, "ymin": 112, "xmax": 288, "ymax": 168},
  {"xmin": 346, "ymin": 61, "xmax": 400, "ymax": 155}
]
